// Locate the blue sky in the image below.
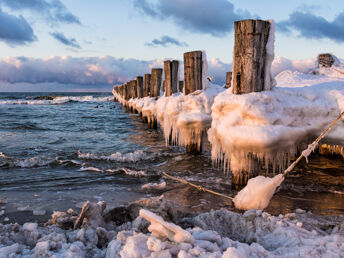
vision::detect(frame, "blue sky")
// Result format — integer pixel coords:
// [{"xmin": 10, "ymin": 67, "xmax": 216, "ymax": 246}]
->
[{"xmin": 0, "ymin": 0, "xmax": 344, "ymax": 91}]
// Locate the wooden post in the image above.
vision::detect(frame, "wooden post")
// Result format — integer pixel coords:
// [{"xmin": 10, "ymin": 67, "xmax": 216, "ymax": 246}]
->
[
  {"xmin": 151, "ymin": 68, "xmax": 163, "ymax": 97},
  {"xmin": 231, "ymin": 19, "xmax": 272, "ymax": 187},
  {"xmin": 232, "ymin": 19, "xmax": 271, "ymax": 94},
  {"xmin": 179, "ymin": 81, "xmax": 183, "ymax": 93},
  {"xmin": 144, "ymin": 74, "xmax": 151, "ymax": 97},
  {"xmin": 225, "ymin": 72, "xmax": 232, "ymax": 88},
  {"xmin": 164, "ymin": 60, "xmax": 179, "ymax": 96},
  {"xmin": 318, "ymin": 53, "xmax": 335, "ymax": 67},
  {"xmin": 124, "ymin": 83, "xmax": 129, "ymax": 101},
  {"xmin": 136, "ymin": 76, "xmax": 143, "ymax": 98},
  {"xmin": 184, "ymin": 51, "xmax": 203, "ymax": 95},
  {"xmin": 130, "ymin": 80, "xmax": 137, "ymax": 99}
]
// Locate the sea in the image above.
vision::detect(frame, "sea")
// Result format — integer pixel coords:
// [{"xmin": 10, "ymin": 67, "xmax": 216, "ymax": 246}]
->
[{"xmin": 0, "ymin": 92, "xmax": 343, "ymax": 224}]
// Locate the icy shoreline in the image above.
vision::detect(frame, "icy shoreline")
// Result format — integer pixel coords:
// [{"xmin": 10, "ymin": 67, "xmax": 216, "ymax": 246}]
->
[{"xmin": 1, "ymin": 196, "xmax": 343, "ymax": 257}]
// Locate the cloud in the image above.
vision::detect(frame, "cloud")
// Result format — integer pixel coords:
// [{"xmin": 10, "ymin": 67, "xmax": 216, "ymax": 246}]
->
[
  {"xmin": 1, "ymin": 0, "xmax": 80, "ymax": 25},
  {"xmin": 145, "ymin": 35, "xmax": 188, "ymax": 47},
  {"xmin": 0, "ymin": 7, "xmax": 36, "ymax": 46},
  {"xmin": 50, "ymin": 32, "xmax": 80, "ymax": 48},
  {"xmin": 0, "ymin": 55, "xmax": 232, "ymax": 87},
  {"xmin": 134, "ymin": 0, "xmax": 250, "ymax": 36},
  {"xmin": 278, "ymin": 10, "xmax": 344, "ymax": 42}
]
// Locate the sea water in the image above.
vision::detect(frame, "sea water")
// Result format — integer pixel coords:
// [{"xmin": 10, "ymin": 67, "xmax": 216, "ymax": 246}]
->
[{"xmin": 0, "ymin": 92, "xmax": 343, "ymax": 224}]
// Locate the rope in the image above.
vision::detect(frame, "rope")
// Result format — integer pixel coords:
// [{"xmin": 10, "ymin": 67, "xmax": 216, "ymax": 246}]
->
[
  {"xmin": 162, "ymin": 172, "xmax": 233, "ymax": 200},
  {"xmin": 282, "ymin": 110, "xmax": 344, "ymax": 177}
]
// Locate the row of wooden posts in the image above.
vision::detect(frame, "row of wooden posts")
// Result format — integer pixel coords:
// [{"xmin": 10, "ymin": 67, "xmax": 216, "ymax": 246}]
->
[{"xmin": 114, "ymin": 19, "xmax": 278, "ymax": 186}]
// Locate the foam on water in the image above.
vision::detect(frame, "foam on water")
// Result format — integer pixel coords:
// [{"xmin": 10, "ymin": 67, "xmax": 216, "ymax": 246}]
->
[{"xmin": 77, "ymin": 150, "xmax": 157, "ymax": 163}]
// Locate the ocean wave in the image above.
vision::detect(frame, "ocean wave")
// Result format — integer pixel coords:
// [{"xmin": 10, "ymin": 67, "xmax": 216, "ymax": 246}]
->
[
  {"xmin": 0, "ymin": 95, "xmax": 113, "ymax": 105},
  {"xmin": 12, "ymin": 157, "xmax": 58, "ymax": 168},
  {"xmin": 121, "ymin": 168, "xmax": 148, "ymax": 177},
  {"xmin": 77, "ymin": 150, "xmax": 156, "ymax": 163},
  {"xmin": 79, "ymin": 166, "xmax": 103, "ymax": 172}
]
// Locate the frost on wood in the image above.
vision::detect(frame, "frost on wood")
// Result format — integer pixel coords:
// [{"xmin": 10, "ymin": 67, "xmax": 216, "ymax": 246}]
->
[{"xmin": 139, "ymin": 209, "xmax": 194, "ymax": 244}]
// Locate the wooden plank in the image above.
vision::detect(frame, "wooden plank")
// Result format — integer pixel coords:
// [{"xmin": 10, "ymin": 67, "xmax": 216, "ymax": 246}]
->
[
  {"xmin": 151, "ymin": 68, "xmax": 163, "ymax": 97},
  {"xmin": 184, "ymin": 51, "xmax": 203, "ymax": 95},
  {"xmin": 144, "ymin": 74, "xmax": 151, "ymax": 97},
  {"xmin": 164, "ymin": 60, "xmax": 179, "ymax": 96},
  {"xmin": 136, "ymin": 76, "xmax": 143, "ymax": 98},
  {"xmin": 232, "ymin": 19, "xmax": 270, "ymax": 94}
]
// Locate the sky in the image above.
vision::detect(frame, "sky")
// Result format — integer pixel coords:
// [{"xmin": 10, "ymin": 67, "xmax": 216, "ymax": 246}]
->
[{"xmin": 0, "ymin": 0, "xmax": 344, "ymax": 91}]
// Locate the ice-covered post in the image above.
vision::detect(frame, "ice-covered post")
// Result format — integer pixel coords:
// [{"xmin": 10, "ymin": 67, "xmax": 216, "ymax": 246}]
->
[
  {"xmin": 232, "ymin": 19, "xmax": 274, "ymax": 94},
  {"xmin": 231, "ymin": 19, "xmax": 274, "ymax": 187},
  {"xmin": 225, "ymin": 72, "xmax": 232, "ymax": 88},
  {"xmin": 183, "ymin": 51, "xmax": 207, "ymax": 153},
  {"xmin": 184, "ymin": 51, "xmax": 203, "ymax": 95},
  {"xmin": 164, "ymin": 60, "xmax": 179, "ymax": 96},
  {"xmin": 144, "ymin": 74, "xmax": 151, "ymax": 97},
  {"xmin": 151, "ymin": 68, "xmax": 163, "ymax": 98},
  {"xmin": 136, "ymin": 76, "xmax": 143, "ymax": 99}
]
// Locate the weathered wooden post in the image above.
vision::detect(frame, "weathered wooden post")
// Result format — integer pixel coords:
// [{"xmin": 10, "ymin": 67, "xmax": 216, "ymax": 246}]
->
[
  {"xmin": 232, "ymin": 19, "xmax": 272, "ymax": 94},
  {"xmin": 179, "ymin": 81, "xmax": 183, "ymax": 93},
  {"xmin": 144, "ymin": 74, "xmax": 151, "ymax": 97},
  {"xmin": 231, "ymin": 19, "xmax": 273, "ymax": 187},
  {"xmin": 318, "ymin": 53, "xmax": 335, "ymax": 67},
  {"xmin": 151, "ymin": 68, "xmax": 163, "ymax": 98},
  {"xmin": 225, "ymin": 72, "xmax": 232, "ymax": 88},
  {"xmin": 184, "ymin": 51, "xmax": 203, "ymax": 95},
  {"xmin": 164, "ymin": 60, "xmax": 179, "ymax": 96},
  {"xmin": 136, "ymin": 76, "xmax": 143, "ymax": 99}
]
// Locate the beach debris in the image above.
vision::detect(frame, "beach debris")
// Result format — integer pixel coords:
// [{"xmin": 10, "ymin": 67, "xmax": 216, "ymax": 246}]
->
[{"xmin": 74, "ymin": 201, "xmax": 106, "ymax": 229}]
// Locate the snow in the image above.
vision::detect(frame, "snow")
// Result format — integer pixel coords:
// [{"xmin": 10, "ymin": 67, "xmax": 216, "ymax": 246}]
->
[
  {"xmin": 0, "ymin": 199, "xmax": 343, "ymax": 257},
  {"xmin": 23, "ymin": 222, "xmax": 38, "ymax": 232},
  {"xmin": 264, "ymin": 19, "xmax": 275, "ymax": 91},
  {"xmin": 233, "ymin": 174, "xmax": 284, "ymax": 210}
]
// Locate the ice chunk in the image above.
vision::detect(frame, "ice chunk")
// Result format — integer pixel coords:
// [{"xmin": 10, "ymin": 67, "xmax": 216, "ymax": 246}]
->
[
  {"xmin": 23, "ymin": 222, "xmax": 38, "ymax": 232},
  {"xmin": 139, "ymin": 209, "xmax": 194, "ymax": 244},
  {"xmin": 141, "ymin": 181, "xmax": 166, "ymax": 190},
  {"xmin": 233, "ymin": 174, "xmax": 284, "ymax": 210}
]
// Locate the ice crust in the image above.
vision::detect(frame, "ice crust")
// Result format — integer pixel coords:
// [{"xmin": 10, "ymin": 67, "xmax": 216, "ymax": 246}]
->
[
  {"xmin": 208, "ymin": 66, "xmax": 344, "ymax": 176},
  {"xmin": 1, "ymin": 199, "xmax": 343, "ymax": 257},
  {"xmin": 113, "ymin": 51, "xmax": 225, "ymax": 150}
]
